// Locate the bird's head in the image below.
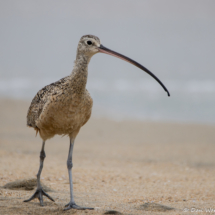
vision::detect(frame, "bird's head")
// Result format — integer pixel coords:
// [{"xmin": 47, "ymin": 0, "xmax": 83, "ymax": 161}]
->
[{"xmin": 77, "ymin": 35, "xmax": 101, "ymax": 57}]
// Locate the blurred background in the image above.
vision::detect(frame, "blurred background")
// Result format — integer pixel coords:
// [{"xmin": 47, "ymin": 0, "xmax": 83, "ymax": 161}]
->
[{"xmin": 0, "ymin": 0, "xmax": 214, "ymax": 124}]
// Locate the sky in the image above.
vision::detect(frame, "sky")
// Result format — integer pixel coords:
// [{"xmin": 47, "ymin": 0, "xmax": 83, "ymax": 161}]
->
[{"xmin": 1, "ymin": 0, "xmax": 214, "ymax": 79}]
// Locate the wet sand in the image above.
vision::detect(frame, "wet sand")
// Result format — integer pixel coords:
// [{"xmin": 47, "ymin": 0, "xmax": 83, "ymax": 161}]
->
[{"xmin": 0, "ymin": 98, "xmax": 215, "ymax": 214}]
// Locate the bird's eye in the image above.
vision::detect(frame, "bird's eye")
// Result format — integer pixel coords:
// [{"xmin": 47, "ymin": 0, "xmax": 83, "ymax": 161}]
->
[{"xmin": 87, "ymin": 41, "xmax": 92, "ymax": 45}]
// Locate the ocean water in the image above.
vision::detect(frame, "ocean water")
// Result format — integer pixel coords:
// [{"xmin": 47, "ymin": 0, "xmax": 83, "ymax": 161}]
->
[
  {"xmin": 0, "ymin": 1, "xmax": 215, "ymax": 124},
  {"xmin": 0, "ymin": 74, "xmax": 215, "ymax": 124}
]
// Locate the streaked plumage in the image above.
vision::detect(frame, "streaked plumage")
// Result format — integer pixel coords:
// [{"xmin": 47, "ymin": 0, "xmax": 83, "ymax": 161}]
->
[
  {"xmin": 27, "ymin": 75, "xmax": 92, "ymax": 140},
  {"xmin": 27, "ymin": 35, "xmax": 100, "ymax": 141}
]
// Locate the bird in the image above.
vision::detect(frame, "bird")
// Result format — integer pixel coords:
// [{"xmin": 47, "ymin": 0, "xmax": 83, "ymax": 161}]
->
[{"xmin": 24, "ymin": 34, "xmax": 170, "ymax": 211}]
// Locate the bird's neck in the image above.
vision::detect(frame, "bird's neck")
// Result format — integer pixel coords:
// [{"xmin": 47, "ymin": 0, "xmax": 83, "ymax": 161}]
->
[{"xmin": 70, "ymin": 54, "xmax": 91, "ymax": 96}]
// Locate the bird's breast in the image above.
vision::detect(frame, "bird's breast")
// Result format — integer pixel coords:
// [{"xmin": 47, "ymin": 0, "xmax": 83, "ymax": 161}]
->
[{"xmin": 36, "ymin": 90, "xmax": 93, "ymax": 139}]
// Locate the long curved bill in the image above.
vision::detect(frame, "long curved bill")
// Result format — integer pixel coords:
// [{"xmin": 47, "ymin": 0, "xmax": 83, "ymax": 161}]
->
[{"xmin": 98, "ymin": 44, "xmax": 170, "ymax": 97}]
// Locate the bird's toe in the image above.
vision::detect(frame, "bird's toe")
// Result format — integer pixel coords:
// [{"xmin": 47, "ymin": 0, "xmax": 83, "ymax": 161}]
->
[
  {"xmin": 24, "ymin": 187, "xmax": 54, "ymax": 206},
  {"xmin": 64, "ymin": 202, "xmax": 94, "ymax": 210}
]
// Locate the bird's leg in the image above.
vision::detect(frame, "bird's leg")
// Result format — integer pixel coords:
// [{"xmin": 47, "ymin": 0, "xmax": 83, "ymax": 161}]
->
[
  {"xmin": 64, "ymin": 139, "xmax": 94, "ymax": 211},
  {"xmin": 24, "ymin": 141, "xmax": 54, "ymax": 206}
]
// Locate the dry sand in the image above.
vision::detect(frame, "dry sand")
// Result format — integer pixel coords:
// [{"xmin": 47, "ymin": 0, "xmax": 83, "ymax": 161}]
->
[{"xmin": 0, "ymin": 98, "xmax": 215, "ymax": 215}]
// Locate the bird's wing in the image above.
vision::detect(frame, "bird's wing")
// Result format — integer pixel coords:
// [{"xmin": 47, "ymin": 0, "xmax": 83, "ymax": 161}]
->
[{"xmin": 27, "ymin": 76, "xmax": 70, "ymax": 128}]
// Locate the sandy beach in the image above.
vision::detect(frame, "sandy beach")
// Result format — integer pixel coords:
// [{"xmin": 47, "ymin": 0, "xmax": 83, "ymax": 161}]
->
[{"xmin": 0, "ymin": 98, "xmax": 215, "ymax": 215}]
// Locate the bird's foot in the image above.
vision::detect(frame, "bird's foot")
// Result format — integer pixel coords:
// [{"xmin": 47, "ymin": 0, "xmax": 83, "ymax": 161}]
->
[
  {"xmin": 24, "ymin": 187, "xmax": 55, "ymax": 206},
  {"xmin": 64, "ymin": 202, "xmax": 94, "ymax": 210}
]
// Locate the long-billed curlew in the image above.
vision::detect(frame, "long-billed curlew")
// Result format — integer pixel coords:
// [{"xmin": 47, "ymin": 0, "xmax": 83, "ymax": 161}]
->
[{"xmin": 24, "ymin": 35, "xmax": 170, "ymax": 210}]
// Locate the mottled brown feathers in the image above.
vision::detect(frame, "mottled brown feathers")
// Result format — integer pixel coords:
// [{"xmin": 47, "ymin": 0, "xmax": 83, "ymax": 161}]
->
[
  {"xmin": 27, "ymin": 76, "xmax": 70, "ymax": 128},
  {"xmin": 27, "ymin": 35, "xmax": 98, "ymax": 141},
  {"xmin": 27, "ymin": 35, "xmax": 100, "ymax": 140}
]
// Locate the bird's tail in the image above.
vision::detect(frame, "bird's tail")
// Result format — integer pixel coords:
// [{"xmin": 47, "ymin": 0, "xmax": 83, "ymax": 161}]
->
[
  {"xmin": 34, "ymin": 127, "xmax": 40, "ymax": 137},
  {"xmin": 28, "ymin": 124, "xmax": 40, "ymax": 137}
]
